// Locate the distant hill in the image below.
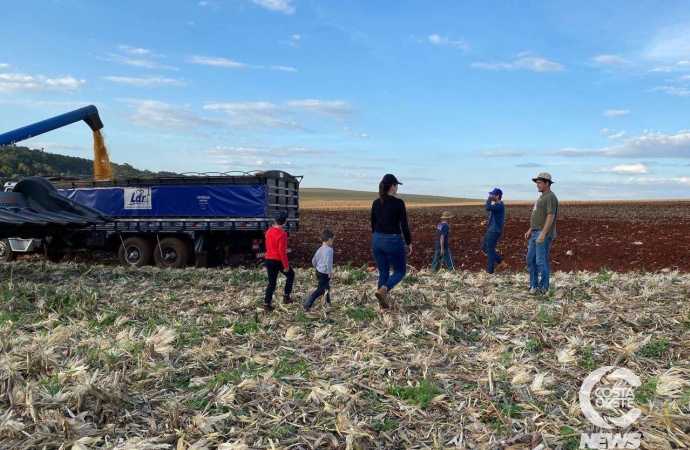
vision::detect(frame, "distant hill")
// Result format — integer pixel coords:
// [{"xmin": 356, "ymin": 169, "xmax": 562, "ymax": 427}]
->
[{"xmin": 0, "ymin": 145, "xmax": 178, "ymax": 184}]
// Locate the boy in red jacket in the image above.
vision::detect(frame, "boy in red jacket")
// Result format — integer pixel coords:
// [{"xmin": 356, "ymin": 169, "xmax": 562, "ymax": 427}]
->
[{"xmin": 263, "ymin": 210, "xmax": 296, "ymax": 312}]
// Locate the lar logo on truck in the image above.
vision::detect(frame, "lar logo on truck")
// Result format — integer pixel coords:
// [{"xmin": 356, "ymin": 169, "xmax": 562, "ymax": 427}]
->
[{"xmin": 124, "ymin": 187, "xmax": 152, "ymax": 210}]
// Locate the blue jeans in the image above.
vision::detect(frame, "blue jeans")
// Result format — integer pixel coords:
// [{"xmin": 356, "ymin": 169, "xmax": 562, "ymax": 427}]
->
[
  {"xmin": 481, "ymin": 232, "xmax": 503, "ymax": 274},
  {"xmin": 304, "ymin": 270, "xmax": 331, "ymax": 310},
  {"xmin": 526, "ymin": 230, "xmax": 552, "ymax": 291},
  {"xmin": 372, "ymin": 232, "xmax": 407, "ymax": 292},
  {"xmin": 430, "ymin": 248, "xmax": 454, "ymax": 271}
]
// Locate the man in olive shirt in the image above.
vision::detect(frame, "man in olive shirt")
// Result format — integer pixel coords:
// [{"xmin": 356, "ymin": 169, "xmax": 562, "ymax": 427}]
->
[{"xmin": 524, "ymin": 172, "xmax": 558, "ymax": 294}]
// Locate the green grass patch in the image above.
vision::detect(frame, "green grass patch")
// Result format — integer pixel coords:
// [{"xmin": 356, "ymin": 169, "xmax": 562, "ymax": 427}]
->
[
  {"xmin": 273, "ymin": 352, "xmax": 311, "ymax": 378},
  {"xmin": 339, "ymin": 264, "xmax": 370, "ymax": 285},
  {"xmin": 175, "ymin": 324, "xmax": 204, "ymax": 348},
  {"xmin": 633, "ymin": 377, "xmax": 659, "ymax": 404},
  {"xmin": 270, "ymin": 424, "xmax": 298, "ymax": 438},
  {"xmin": 497, "ymin": 396, "xmax": 523, "ymax": 419},
  {"xmin": 388, "ymin": 379, "xmax": 442, "ymax": 409},
  {"xmin": 346, "ymin": 306, "xmax": 378, "ymax": 322},
  {"xmin": 637, "ymin": 336, "xmax": 670, "ymax": 359},
  {"xmin": 577, "ymin": 347, "xmax": 597, "ymax": 370},
  {"xmin": 536, "ymin": 306, "xmax": 557, "ymax": 327},
  {"xmin": 233, "ymin": 316, "xmax": 259, "ymax": 335},
  {"xmin": 373, "ymin": 419, "xmax": 399, "ymax": 432},
  {"xmin": 595, "ymin": 266, "xmax": 613, "ymax": 283},
  {"xmin": 526, "ymin": 339, "xmax": 543, "ymax": 353}
]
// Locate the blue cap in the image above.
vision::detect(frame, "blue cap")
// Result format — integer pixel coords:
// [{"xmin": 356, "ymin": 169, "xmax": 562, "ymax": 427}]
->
[
  {"xmin": 275, "ymin": 210, "xmax": 288, "ymax": 221},
  {"xmin": 488, "ymin": 188, "xmax": 503, "ymax": 196}
]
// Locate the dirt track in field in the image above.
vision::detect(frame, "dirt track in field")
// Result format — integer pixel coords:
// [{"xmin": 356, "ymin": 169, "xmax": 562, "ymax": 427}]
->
[{"xmin": 290, "ymin": 201, "xmax": 690, "ymax": 273}]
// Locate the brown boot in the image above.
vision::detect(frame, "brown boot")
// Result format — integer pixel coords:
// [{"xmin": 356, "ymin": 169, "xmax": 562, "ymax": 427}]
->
[
  {"xmin": 496, "ymin": 261, "xmax": 509, "ymax": 272},
  {"xmin": 375, "ymin": 286, "xmax": 389, "ymax": 309},
  {"xmin": 282, "ymin": 294, "xmax": 295, "ymax": 304},
  {"xmin": 264, "ymin": 303, "xmax": 275, "ymax": 313}
]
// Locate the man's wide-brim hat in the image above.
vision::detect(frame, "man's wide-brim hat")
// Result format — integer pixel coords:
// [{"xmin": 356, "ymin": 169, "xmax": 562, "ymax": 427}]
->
[
  {"xmin": 532, "ymin": 172, "xmax": 554, "ymax": 183},
  {"xmin": 441, "ymin": 211, "xmax": 454, "ymax": 219}
]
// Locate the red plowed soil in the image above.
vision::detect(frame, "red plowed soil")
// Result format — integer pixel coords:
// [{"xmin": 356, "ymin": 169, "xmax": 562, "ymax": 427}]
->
[{"xmin": 290, "ymin": 201, "xmax": 690, "ymax": 273}]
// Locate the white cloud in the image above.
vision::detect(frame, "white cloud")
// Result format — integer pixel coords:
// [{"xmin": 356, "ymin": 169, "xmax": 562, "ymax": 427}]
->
[
  {"xmin": 281, "ymin": 34, "xmax": 301, "ymax": 47},
  {"xmin": 102, "ymin": 76, "xmax": 187, "ymax": 87},
  {"xmin": 619, "ymin": 176, "xmax": 690, "ymax": 185},
  {"xmin": 604, "ymin": 109, "xmax": 630, "ymax": 117},
  {"xmin": 26, "ymin": 141, "xmax": 85, "ymax": 151},
  {"xmin": 271, "ymin": 66, "xmax": 297, "ymax": 72},
  {"xmin": 186, "ymin": 55, "xmax": 246, "ymax": 68},
  {"xmin": 204, "ymin": 102, "xmax": 306, "ymax": 131},
  {"xmin": 548, "ymin": 148, "xmax": 602, "ymax": 157},
  {"xmin": 600, "ymin": 128, "xmax": 614, "ymax": 135},
  {"xmin": 251, "ymin": 0, "xmax": 295, "ymax": 14},
  {"xmin": 117, "ymin": 45, "xmax": 164, "ymax": 57},
  {"xmin": 203, "ymin": 99, "xmax": 357, "ymax": 131},
  {"xmin": 428, "ymin": 34, "xmax": 470, "ymax": 52},
  {"xmin": 343, "ymin": 127, "xmax": 369, "ymax": 138},
  {"xmin": 593, "ymin": 54, "xmax": 629, "ymax": 65},
  {"xmin": 515, "ymin": 162, "xmax": 542, "ymax": 168},
  {"xmin": 199, "ymin": 1, "xmax": 216, "ymax": 6},
  {"xmin": 652, "ymin": 86, "xmax": 690, "ymax": 96},
  {"xmin": 0, "ymin": 63, "xmax": 9, "ymax": 68},
  {"xmin": 100, "ymin": 53, "xmax": 178, "ymax": 70},
  {"xmin": 645, "ymin": 28, "xmax": 690, "ymax": 62},
  {"xmin": 0, "ymin": 73, "xmax": 86, "ymax": 92},
  {"xmin": 598, "ymin": 163, "xmax": 651, "ymax": 175},
  {"xmin": 550, "ymin": 130, "xmax": 690, "ymax": 158},
  {"xmin": 475, "ymin": 150, "xmax": 524, "ymax": 158},
  {"xmin": 678, "ymin": 74, "xmax": 690, "ymax": 81},
  {"xmin": 607, "ymin": 130, "xmax": 627, "ymax": 141},
  {"xmin": 471, "ymin": 52, "xmax": 565, "ymax": 73},
  {"xmin": 286, "ymin": 99, "xmax": 356, "ymax": 117},
  {"xmin": 204, "ymin": 145, "xmax": 328, "ymax": 170},
  {"xmin": 118, "ymin": 99, "xmax": 227, "ymax": 131},
  {"xmin": 43, "ymin": 76, "xmax": 87, "ymax": 91}
]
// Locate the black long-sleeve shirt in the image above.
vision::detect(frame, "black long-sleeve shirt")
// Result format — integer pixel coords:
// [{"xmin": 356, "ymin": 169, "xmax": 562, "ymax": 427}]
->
[{"xmin": 370, "ymin": 196, "xmax": 412, "ymax": 245}]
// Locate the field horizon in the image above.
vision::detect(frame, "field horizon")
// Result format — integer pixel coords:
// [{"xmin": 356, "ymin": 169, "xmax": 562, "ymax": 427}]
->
[{"xmin": 300, "ymin": 187, "xmax": 690, "ymax": 209}]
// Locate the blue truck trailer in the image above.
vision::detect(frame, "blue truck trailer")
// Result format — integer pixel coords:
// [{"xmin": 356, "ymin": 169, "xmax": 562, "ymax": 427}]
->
[{"xmin": 32, "ymin": 170, "xmax": 301, "ymax": 268}]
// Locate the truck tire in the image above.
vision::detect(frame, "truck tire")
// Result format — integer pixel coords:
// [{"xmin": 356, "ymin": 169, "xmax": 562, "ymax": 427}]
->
[
  {"xmin": 154, "ymin": 237, "xmax": 189, "ymax": 269},
  {"xmin": 118, "ymin": 237, "xmax": 153, "ymax": 267},
  {"xmin": 0, "ymin": 239, "xmax": 17, "ymax": 262},
  {"xmin": 44, "ymin": 243, "xmax": 64, "ymax": 263}
]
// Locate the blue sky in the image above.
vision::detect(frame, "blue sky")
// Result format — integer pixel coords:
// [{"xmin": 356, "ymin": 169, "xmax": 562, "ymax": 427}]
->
[{"xmin": 1, "ymin": 0, "xmax": 690, "ymax": 200}]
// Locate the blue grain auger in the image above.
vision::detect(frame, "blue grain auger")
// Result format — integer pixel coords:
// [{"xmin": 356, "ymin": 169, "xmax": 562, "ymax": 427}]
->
[
  {"xmin": 0, "ymin": 105, "xmax": 112, "ymax": 240},
  {"xmin": 0, "ymin": 105, "xmax": 104, "ymax": 147}
]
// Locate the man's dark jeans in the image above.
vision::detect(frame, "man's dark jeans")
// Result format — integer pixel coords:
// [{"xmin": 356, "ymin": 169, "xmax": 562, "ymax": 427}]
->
[
  {"xmin": 481, "ymin": 231, "xmax": 503, "ymax": 274},
  {"xmin": 304, "ymin": 270, "xmax": 331, "ymax": 310},
  {"xmin": 264, "ymin": 259, "xmax": 294, "ymax": 305}
]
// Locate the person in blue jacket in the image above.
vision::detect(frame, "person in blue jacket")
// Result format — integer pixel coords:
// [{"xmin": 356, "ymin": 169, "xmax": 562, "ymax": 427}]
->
[{"xmin": 481, "ymin": 188, "xmax": 507, "ymax": 274}]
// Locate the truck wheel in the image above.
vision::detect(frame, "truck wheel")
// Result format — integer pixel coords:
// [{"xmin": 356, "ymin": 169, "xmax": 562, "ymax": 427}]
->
[
  {"xmin": 0, "ymin": 239, "xmax": 17, "ymax": 262},
  {"xmin": 118, "ymin": 237, "xmax": 153, "ymax": 267},
  {"xmin": 154, "ymin": 237, "xmax": 189, "ymax": 269},
  {"xmin": 44, "ymin": 243, "xmax": 64, "ymax": 263}
]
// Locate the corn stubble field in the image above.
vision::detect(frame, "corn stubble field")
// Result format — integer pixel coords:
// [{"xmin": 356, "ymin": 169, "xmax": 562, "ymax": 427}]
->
[{"xmin": 1, "ymin": 200, "xmax": 690, "ymax": 449}]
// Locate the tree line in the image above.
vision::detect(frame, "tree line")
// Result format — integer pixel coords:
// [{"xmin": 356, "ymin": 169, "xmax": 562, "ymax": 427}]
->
[{"xmin": 0, "ymin": 146, "xmax": 178, "ymax": 185}]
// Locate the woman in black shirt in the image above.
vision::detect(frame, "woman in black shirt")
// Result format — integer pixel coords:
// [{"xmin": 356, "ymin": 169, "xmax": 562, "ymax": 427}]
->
[{"xmin": 370, "ymin": 174, "xmax": 412, "ymax": 309}]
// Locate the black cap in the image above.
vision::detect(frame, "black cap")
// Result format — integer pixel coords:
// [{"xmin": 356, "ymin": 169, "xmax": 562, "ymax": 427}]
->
[{"xmin": 381, "ymin": 174, "xmax": 402, "ymax": 185}]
